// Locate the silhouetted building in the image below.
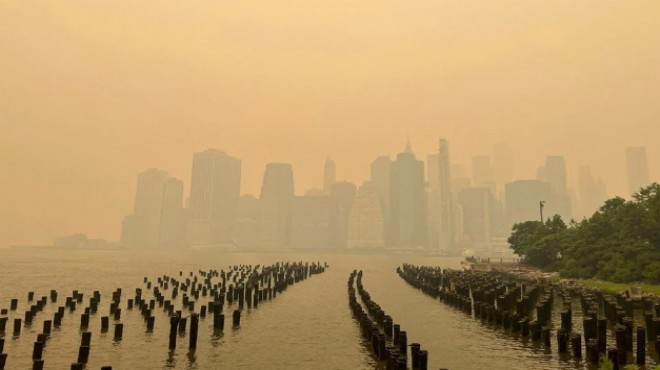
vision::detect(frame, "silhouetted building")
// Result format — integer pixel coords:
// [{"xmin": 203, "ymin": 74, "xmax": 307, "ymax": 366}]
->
[
  {"xmin": 493, "ymin": 143, "xmax": 514, "ymax": 192},
  {"xmin": 458, "ymin": 187, "xmax": 492, "ymax": 247},
  {"xmin": 121, "ymin": 168, "xmax": 185, "ymax": 248},
  {"xmin": 186, "ymin": 149, "xmax": 241, "ymax": 247},
  {"xmin": 323, "ymin": 157, "xmax": 336, "ymax": 195},
  {"xmin": 160, "ymin": 177, "xmax": 186, "ymax": 248},
  {"xmin": 505, "ymin": 180, "xmax": 552, "ymax": 228},
  {"xmin": 472, "ymin": 155, "xmax": 496, "ymax": 194},
  {"xmin": 437, "ymin": 139, "xmax": 455, "ymax": 252},
  {"xmin": 626, "ymin": 147, "xmax": 650, "ymax": 195},
  {"xmin": 330, "ymin": 181, "xmax": 357, "ymax": 247},
  {"xmin": 290, "ymin": 195, "xmax": 340, "ymax": 249},
  {"xmin": 370, "ymin": 155, "xmax": 391, "ymax": 243},
  {"xmin": 389, "ymin": 142, "xmax": 426, "ymax": 248},
  {"xmin": 347, "ymin": 182, "xmax": 385, "ymax": 249},
  {"xmin": 578, "ymin": 166, "xmax": 607, "ymax": 218},
  {"xmin": 427, "ymin": 154, "xmax": 440, "ymax": 249},
  {"xmin": 231, "ymin": 194, "xmax": 260, "ymax": 248},
  {"xmin": 258, "ymin": 163, "xmax": 294, "ymax": 248},
  {"xmin": 544, "ymin": 156, "xmax": 572, "ymax": 220}
]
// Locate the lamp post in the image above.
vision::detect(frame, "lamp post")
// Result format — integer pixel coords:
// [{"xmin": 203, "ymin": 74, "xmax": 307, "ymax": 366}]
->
[{"xmin": 539, "ymin": 201, "xmax": 546, "ymax": 223}]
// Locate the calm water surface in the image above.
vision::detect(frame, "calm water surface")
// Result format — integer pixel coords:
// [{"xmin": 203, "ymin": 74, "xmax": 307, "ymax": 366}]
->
[{"xmin": 0, "ymin": 249, "xmax": 658, "ymax": 369}]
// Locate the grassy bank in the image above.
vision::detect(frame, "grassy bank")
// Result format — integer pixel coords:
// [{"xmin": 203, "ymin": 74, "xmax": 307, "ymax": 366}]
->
[{"xmin": 578, "ymin": 279, "xmax": 660, "ymax": 295}]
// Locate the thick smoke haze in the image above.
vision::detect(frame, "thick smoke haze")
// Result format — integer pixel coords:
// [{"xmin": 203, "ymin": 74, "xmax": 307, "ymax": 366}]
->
[{"xmin": 1, "ymin": 0, "xmax": 659, "ymax": 246}]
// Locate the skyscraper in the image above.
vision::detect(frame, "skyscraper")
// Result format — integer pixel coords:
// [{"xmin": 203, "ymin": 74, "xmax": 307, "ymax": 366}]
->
[
  {"xmin": 323, "ymin": 157, "xmax": 336, "ymax": 195},
  {"xmin": 578, "ymin": 166, "xmax": 607, "ymax": 218},
  {"xmin": 458, "ymin": 187, "xmax": 492, "ymax": 246},
  {"xmin": 258, "ymin": 163, "xmax": 295, "ymax": 248},
  {"xmin": 186, "ymin": 149, "xmax": 242, "ymax": 247},
  {"xmin": 544, "ymin": 155, "xmax": 572, "ymax": 220},
  {"xmin": 493, "ymin": 143, "xmax": 514, "ymax": 190},
  {"xmin": 159, "ymin": 177, "xmax": 186, "ymax": 248},
  {"xmin": 290, "ymin": 195, "xmax": 340, "ymax": 249},
  {"xmin": 471, "ymin": 155, "xmax": 495, "ymax": 192},
  {"xmin": 626, "ymin": 147, "xmax": 650, "ymax": 195},
  {"xmin": 389, "ymin": 142, "xmax": 426, "ymax": 248},
  {"xmin": 427, "ymin": 154, "xmax": 440, "ymax": 249},
  {"xmin": 437, "ymin": 138, "xmax": 455, "ymax": 252},
  {"xmin": 347, "ymin": 182, "xmax": 385, "ymax": 249},
  {"xmin": 121, "ymin": 169, "xmax": 185, "ymax": 248},
  {"xmin": 370, "ymin": 155, "xmax": 391, "ymax": 244},
  {"xmin": 330, "ymin": 181, "xmax": 357, "ymax": 247}
]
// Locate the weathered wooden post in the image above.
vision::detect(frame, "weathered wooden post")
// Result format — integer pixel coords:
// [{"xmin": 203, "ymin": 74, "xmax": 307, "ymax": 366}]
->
[
  {"xmin": 418, "ymin": 350, "xmax": 428, "ymax": 370},
  {"xmin": 113, "ymin": 322, "xmax": 123, "ymax": 341},
  {"xmin": 232, "ymin": 309, "xmax": 241, "ymax": 327},
  {"xmin": 189, "ymin": 314, "xmax": 199, "ymax": 349},
  {"xmin": 169, "ymin": 315, "xmax": 179, "ymax": 350}
]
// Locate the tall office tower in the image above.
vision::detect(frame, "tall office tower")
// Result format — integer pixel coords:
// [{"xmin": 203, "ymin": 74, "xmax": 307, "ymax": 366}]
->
[
  {"xmin": 471, "ymin": 155, "xmax": 496, "ymax": 193},
  {"xmin": 121, "ymin": 169, "xmax": 185, "ymax": 248},
  {"xmin": 427, "ymin": 154, "xmax": 441, "ymax": 249},
  {"xmin": 626, "ymin": 147, "xmax": 650, "ymax": 195},
  {"xmin": 437, "ymin": 138, "xmax": 455, "ymax": 252},
  {"xmin": 493, "ymin": 143, "xmax": 514, "ymax": 189},
  {"xmin": 258, "ymin": 163, "xmax": 295, "ymax": 248},
  {"xmin": 370, "ymin": 155, "xmax": 391, "ymax": 243},
  {"xmin": 505, "ymin": 180, "xmax": 552, "ymax": 229},
  {"xmin": 186, "ymin": 149, "xmax": 241, "ymax": 247},
  {"xmin": 330, "ymin": 181, "xmax": 357, "ymax": 247},
  {"xmin": 231, "ymin": 195, "xmax": 260, "ymax": 249},
  {"xmin": 347, "ymin": 182, "xmax": 385, "ymax": 249},
  {"xmin": 289, "ymin": 195, "xmax": 340, "ymax": 249},
  {"xmin": 545, "ymin": 156, "xmax": 568, "ymax": 196},
  {"xmin": 159, "ymin": 177, "xmax": 186, "ymax": 248},
  {"xmin": 578, "ymin": 166, "xmax": 608, "ymax": 218},
  {"xmin": 389, "ymin": 142, "xmax": 427, "ymax": 248},
  {"xmin": 544, "ymin": 156, "xmax": 572, "ymax": 220},
  {"xmin": 323, "ymin": 157, "xmax": 336, "ymax": 195},
  {"xmin": 458, "ymin": 187, "xmax": 492, "ymax": 247}
]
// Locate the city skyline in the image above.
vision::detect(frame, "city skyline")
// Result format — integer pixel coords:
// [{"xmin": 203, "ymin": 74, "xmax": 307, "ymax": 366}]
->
[
  {"xmin": 110, "ymin": 141, "xmax": 656, "ymax": 251},
  {"xmin": 2, "ymin": 1, "xmax": 660, "ymax": 247},
  {"xmin": 2, "ymin": 139, "xmax": 658, "ymax": 247}
]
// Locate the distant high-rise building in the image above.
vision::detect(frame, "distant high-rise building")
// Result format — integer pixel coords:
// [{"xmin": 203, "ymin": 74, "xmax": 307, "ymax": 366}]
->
[
  {"xmin": 458, "ymin": 187, "xmax": 492, "ymax": 246},
  {"xmin": 186, "ymin": 149, "xmax": 241, "ymax": 247},
  {"xmin": 505, "ymin": 180, "xmax": 552, "ymax": 228},
  {"xmin": 370, "ymin": 155, "xmax": 391, "ymax": 243},
  {"xmin": 323, "ymin": 157, "xmax": 336, "ymax": 195},
  {"xmin": 626, "ymin": 147, "xmax": 650, "ymax": 195},
  {"xmin": 493, "ymin": 143, "xmax": 514, "ymax": 189},
  {"xmin": 290, "ymin": 195, "xmax": 340, "ymax": 249},
  {"xmin": 121, "ymin": 168, "xmax": 185, "ymax": 248},
  {"xmin": 231, "ymin": 194, "xmax": 260, "ymax": 249},
  {"xmin": 544, "ymin": 156, "xmax": 572, "ymax": 220},
  {"xmin": 578, "ymin": 166, "xmax": 608, "ymax": 218},
  {"xmin": 159, "ymin": 177, "xmax": 186, "ymax": 248},
  {"xmin": 330, "ymin": 181, "xmax": 357, "ymax": 247},
  {"xmin": 472, "ymin": 155, "xmax": 495, "ymax": 192},
  {"xmin": 347, "ymin": 182, "xmax": 385, "ymax": 249},
  {"xmin": 258, "ymin": 163, "xmax": 295, "ymax": 248},
  {"xmin": 427, "ymin": 154, "xmax": 440, "ymax": 249},
  {"xmin": 389, "ymin": 142, "xmax": 426, "ymax": 248},
  {"xmin": 437, "ymin": 139, "xmax": 455, "ymax": 252}
]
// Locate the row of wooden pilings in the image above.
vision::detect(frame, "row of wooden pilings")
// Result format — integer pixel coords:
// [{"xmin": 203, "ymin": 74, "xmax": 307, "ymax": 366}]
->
[
  {"xmin": 397, "ymin": 264, "xmax": 660, "ymax": 370},
  {"xmin": 348, "ymin": 270, "xmax": 436, "ymax": 370},
  {"xmin": 0, "ymin": 261, "xmax": 326, "ymax": 369}
]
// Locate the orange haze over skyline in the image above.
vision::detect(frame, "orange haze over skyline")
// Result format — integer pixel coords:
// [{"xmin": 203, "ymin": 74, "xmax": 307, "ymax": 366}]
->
[{"xmin": 1, "ymin": 0, "xmax": 659, "ymax": 246}]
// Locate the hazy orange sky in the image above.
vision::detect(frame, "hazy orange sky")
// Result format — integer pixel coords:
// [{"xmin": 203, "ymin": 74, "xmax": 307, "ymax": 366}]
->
[{"xmin": 1, "ymin": 0, "xmax": 659, "ymax": 246}]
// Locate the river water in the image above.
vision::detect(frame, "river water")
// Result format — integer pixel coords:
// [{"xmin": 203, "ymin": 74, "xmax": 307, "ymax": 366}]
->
[{"xmin": 0, "ymin": 248, "xmax": 657, "ymax": 369}]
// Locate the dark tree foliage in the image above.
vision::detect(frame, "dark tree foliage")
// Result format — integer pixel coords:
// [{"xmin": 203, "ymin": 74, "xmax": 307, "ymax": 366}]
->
[{"xmin": 508, "ymin": 183, "xmax": 660, "ymax": 283}]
